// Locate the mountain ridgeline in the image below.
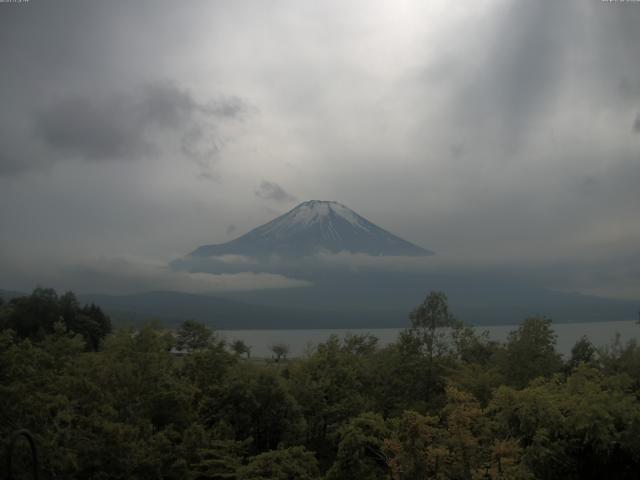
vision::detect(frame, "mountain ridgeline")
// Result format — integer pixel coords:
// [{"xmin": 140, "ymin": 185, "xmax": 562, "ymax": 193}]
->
[{"xmin": 189, "ymin": 200, "xmax": 433, "ymax": 258}]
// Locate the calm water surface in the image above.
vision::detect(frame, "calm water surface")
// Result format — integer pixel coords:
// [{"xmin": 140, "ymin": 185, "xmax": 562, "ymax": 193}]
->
[{"xmin": 220, "ymin": 320, "xmax": 639, "ymax": 358}]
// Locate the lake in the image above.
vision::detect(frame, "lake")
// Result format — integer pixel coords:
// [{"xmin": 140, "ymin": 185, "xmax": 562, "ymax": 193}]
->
[{"xmin": 220, "ymin": 320, "xmax": 640, "ymax": 358}]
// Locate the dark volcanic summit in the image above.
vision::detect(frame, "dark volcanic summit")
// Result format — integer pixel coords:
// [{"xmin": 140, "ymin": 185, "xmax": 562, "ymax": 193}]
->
[{"xmin": 190, "ymin": 200, "xmax": 433, "ymax": 258}]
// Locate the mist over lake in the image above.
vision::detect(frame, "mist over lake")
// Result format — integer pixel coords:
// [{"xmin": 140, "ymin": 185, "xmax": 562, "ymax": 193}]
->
[{"xmin": 221, "ymin": 320, "xmax": 640, "ymax": 359}]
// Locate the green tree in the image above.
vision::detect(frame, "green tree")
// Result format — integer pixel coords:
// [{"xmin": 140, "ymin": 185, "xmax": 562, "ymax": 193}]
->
[
  {"xmin": 200, "ymin": 364, "xmax": 303, "ymax": 452},
  {"xmin": 231, "ymin": 339, "xmax": 251, "ymax": 358},
  {"xmin": 440, "ymin": 386, "xmax": 485, "ymax": 480},
  {"xmin": 175, "ymin": 319, "xmax": 214, "ymax": 352},
  {"xmin": 567, "ymin": 335, "xmax": 597, "ymax": 372},
  {"xmin": 289, "ymin": 335, "xmax": 368, "ymax": 460},
  {"xmin": 489, "ymin": 366, "xmax": 640, "ymax": 479},
  {"xmin": 63, "ymin": 299, "xmax": 112, "ymax": 351},
  {"xmin": 406, "ymin": 291, "xmax": 462, "ymax": 361},
  {"xmin": 183, "ymin": 424, "xmax": 248, "ymax": 480},
  {"xmin": 342, "ymin": 333, "xmax": 379, "ymax": 355},
  {"xmin": 181, "ymin": 344, "xmax": 237, "ymax": 399},
  {"xmin": 500, "ymin": 317, "xmax": 563, "ymax": 388},
  {"xmin": 1, "ymin": 288, "xmax": 111, "ymax": 350},
  {"xmin": 3, "ymin": 287, "xmax": 61, "ymax": 340},
  {"xmin": 237, "ymin": 446, "xmax": 320, "ymax": 480},
  {"xmin": 598, "ymin": 335, "xmax": 640, "ymax": 385},
  {"xmin": 383, "ymin": 410, "xmax": 447, "ymax": 480},
  {"xmin": 326, "ymin": 412, "xmax": 389, "ymax": 480},
  {"xmin": 270, "ymin": 342, "xmax": 290, "ymax": 362},
  {"xmin": 450, "ymin": 362, "xmax": 504, "ymax": 407},
  {"xmin": 453, "ymin": 326, "xmax": 497, "ymax": 365},
  {"xmin": 367, "ymin": 341, "xmax": 441, "ymax": 415}
]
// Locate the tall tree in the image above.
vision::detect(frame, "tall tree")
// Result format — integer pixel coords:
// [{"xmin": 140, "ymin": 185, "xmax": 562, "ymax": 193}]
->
[
  {"xmin": 1, "ymin": 288, "xmax": 111, "ymax": 350},
  {"xmin": 406, "ymin": 291, "xmax": 461, "ymax": 361},
  {"xmin": 270, "ymin": 342, "xmax": 290, "ymax": 362},
  {"xmin": 237, "ymin": 446, "xmax": 320, "ymax": 480},
  {"xmin": 4, "ymin": 287, "xmax": 60, "ymax": 340},
  {"xmin": 326, "ymin": 412, "xmax": 389, "ymax": 480},
  {"xmin": 175, "ymin": 319, "xmax": 214, "ymax": 352},
  {"xmin": 501, "ymin": 317, "xmax": 563, "ymax": 388},
  {"xmin": 231, "ymin": 339, "xmax": 251, "ymax": 358},
  {"xmin": 567, "ymin": 335, "xmax": 597, "ymax": 372}
]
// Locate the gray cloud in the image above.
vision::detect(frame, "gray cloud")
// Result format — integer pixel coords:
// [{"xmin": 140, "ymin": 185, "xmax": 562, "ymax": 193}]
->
[
  {"xmin": 1, "ymin": 0, "xmax": 640, "ymax": 300},
  {"xmin": 462, "ymin": 2, "xmax": 568, "ymax": 146},
  {"xmin": 35, "ymin": 95, "xmax": 152, "ymax": 160},
  {"xmin": 63, "ymin": 256, "xmax": 311, "ymax": 294},
  {"xmin": 255, "ymin": 181, "xmax": 297, "ymax": 203},
  {"xmin": 0, "ymin": 251, "xmax": 310, "ymax": 295},
  {"xmin": 32, "ymin": 82, "xmax": 247, "ymax": 171},
  {"xmin": 0, "ymin": 130, "xmax": 38, "ymax": 176}
]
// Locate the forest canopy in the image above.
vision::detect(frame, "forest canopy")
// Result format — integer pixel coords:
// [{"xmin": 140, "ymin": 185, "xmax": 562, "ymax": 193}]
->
[{"xmin": 2, "ymin": 289, "xmax": 640, "ymax": 479}]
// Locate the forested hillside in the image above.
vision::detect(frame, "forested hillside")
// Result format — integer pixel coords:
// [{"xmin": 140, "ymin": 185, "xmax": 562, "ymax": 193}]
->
[{"xmin": 2, "ymin": 289, "xmax": 640, "ymax": 479}]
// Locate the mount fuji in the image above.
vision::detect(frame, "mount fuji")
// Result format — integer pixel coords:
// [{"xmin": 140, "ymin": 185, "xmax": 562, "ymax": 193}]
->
[
  {"xmin": 157, "ymin": 200, "xmax": 640, "ymax": 328},
  {"xmin": 190, "ymin": 200, "xmax": 432, "ymax": 259}
]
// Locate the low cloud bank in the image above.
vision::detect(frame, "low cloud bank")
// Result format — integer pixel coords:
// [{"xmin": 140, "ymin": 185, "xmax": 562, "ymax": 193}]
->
[
  {"xmin": 0, "ymin": 253, "xmax": 310, "ymax": 296},
  {"xmin": 65, "ymin": 256, "xmax": 311, "ymax": 295},
  {"xmin": 177, "ymin": 250, "xmax": 640, "ymax": 301}
]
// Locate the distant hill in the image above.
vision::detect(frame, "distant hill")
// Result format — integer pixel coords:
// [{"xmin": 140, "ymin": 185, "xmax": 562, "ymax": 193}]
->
[
  {"xmin": 0, "ymin": 289, "xmax": 25, "ymax": 302},
  {"xmin": 218, "ymin": 270, "xmax": 640, "ymax": 326},
  {"xmin": 3, "ymin": 286, "xmax": 637, "ymax": 329},
  {"xmin": 78, "ymin": 291, "xmax": 408, "ymax": 330},
  {"xmin": 79, "ymin": 284, "xmax": 640, "ymax": 331}
]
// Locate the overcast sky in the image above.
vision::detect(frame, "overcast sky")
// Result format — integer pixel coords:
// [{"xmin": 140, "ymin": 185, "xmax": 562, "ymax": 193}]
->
[{"xmin": 1, "ymin": 0, "xmax": 639, "ymax": 298}]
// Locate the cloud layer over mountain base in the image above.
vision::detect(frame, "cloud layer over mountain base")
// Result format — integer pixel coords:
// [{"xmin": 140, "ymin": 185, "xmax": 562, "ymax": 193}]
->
[{"xmin": 0, "ymin": 254, "xmax": 311, "ymax": 296}]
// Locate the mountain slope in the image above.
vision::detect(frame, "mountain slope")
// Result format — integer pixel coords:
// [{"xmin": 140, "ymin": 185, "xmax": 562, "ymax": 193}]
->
[
  {"xmin": 190, "ymin": 200, "xmax": 432, "ymax": 258},
  {"xmin": 220, "ymin": 270, "xmax": 640, "ymax": 326},
  {"xmin": 80, "ymin": 285, "xmax": 639, "ymax": 330},
  {"xmin": 78, "ymin": 291, "xmax": 406, "ymax": 329}
]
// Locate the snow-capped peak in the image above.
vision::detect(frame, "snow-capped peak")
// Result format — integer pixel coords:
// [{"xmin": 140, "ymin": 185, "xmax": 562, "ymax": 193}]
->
[
  {"xmin": 189, "ymin": 200, "xmax": 433, "ymax": 258},
  {"xmin": 274, "ymin": 200, "xmax": 370, "ymax": 232}
]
